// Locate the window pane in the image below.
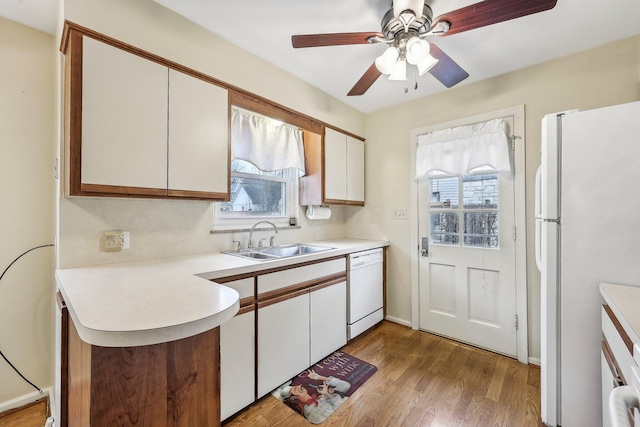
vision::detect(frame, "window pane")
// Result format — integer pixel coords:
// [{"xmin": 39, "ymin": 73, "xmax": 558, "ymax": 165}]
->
[
  {"xmin": 430, "ymin": 212, "xmax": 459, "ymax": 245},
  {"xmin": 463, "ymin": 212, "xmax": 499, "ymax": 248},
  {"xmin": 463, "ymin": 174, "xmax": 498, "ymax": 209},
  {"xmin": 221, "ymin": 176, "xmax": 285, "ymax": 216},
  {"xmin": 429, "ymin": 176, "xmax": 459, "ymax": 209},
  {"xmin": 231, "ymin": 159, "xmax": 283, "ymax": 177}
]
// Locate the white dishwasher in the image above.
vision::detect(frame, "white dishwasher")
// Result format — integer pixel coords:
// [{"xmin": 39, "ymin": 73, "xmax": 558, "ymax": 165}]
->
[{"xmin": 347, "ymin": 248, "xmax": 384, "ymax": 340}]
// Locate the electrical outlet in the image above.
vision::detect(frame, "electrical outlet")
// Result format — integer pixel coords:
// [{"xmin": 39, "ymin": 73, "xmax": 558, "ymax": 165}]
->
[
  {"xmin": 393, "ymin": 209, "xmax": 408, "ymax": 220},
  {"xmin": 104, "ymin": 230, "xmax": 129, "ymax": 252}
]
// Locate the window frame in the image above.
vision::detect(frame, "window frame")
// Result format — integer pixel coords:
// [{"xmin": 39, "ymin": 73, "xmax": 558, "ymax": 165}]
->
[
  {"xmin": 213, "ymin": 162, "xmax": 300, "ymax": 230},
  {"xmin": 428, "ymin": 173, "xmax": 500, "ymax": 250}
]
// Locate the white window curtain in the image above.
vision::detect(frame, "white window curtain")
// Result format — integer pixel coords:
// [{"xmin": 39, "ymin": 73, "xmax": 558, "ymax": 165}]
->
[
  {"xmin": 231, "ymin": 107, "xmax": 305, "ymax": 174},
  {"xmin": 415, "ymin": 118, "xmax": 512, "ymax": 179}
]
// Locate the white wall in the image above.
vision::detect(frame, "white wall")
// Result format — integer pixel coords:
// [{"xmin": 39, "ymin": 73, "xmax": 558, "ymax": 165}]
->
[
  {"xmin": 0, "ymin": 18, "xmax": 56, "ymax": 403},
  {"xmin": 347, "ymin": 36, "xmax": 640, "ymax": 359}
]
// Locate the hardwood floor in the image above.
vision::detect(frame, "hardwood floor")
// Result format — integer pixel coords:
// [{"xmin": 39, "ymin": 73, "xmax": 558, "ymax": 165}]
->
[
  {"xmin": 0, "ymin": 398, "xmax": 48, "ymax": 427},
  {"xmin": 224, "ymin": 321, "xmax": 542, "ymax": 427}
]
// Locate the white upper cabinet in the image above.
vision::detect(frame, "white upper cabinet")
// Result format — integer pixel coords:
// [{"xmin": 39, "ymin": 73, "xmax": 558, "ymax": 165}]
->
[
  {"xmin": 82, "ymin": 37, "xmax": 168, "ymax": 191},
  {"xmin": 324, "ymin": 127, "xmax": 349, "ymax": 201},
  {"xmin": 168, "ymin": 70, "xmax": 229, "ymax": 197},
  {"xmin": 324, "ymin": 127, "xmax": 365, "ymax": 204},
  {"xmin": 346, "ymin": 135, "xmax": 365, "ymax": 203},
  {"xmin": 300, "ymin": 127, "xmax": 365, "ymax": 206},
  {"xmin": 66, "ymin": 29, "xmax": 230, "ymax": 200}
]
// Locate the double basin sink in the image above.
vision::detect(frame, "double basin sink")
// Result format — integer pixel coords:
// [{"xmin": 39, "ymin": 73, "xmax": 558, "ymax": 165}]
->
[{"xmin": 223, "ymin": 243, "xmax": 332, "ymax": 261}]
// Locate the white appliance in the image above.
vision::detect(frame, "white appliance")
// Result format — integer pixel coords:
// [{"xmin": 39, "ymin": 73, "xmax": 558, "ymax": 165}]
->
[
  {"xmin": 347, "ymin": 248, "xmax": 384, "ymax": 340},
  {"xmin": 608, "ymin": 344, "xmax": 640, "ymax": 427},
  {"xmin": 536, "ymin": 101, "xmax": 640, "ymax": 426}
]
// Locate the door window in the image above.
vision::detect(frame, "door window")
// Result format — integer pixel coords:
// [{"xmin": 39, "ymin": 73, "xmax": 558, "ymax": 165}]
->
[{"xmin": 429, "ymin": 174, "xmax": 499, "ymax": 249}]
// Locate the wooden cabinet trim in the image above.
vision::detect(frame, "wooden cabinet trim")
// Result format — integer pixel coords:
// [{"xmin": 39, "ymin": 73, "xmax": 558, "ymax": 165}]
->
[
  {"xmin": 65, "ymin": 29, "xmax": 83, "ymax": 198},
  {"xmin": 309, "ymin": 276, "xmax": 346, "ymax": 293},
  {"xmin": 214, "ymin": 273, "xmax": 258, "ymax": 284},
  {"xmin": 237, "ymin": 303, "xmax": 256, "ymax": 316},
  {"xmin": 58, "ymin": 292, "xmax": 69, "ymax": 427},
  {"xmin": 603, "ymin": 304, "xmax": 633, "ymax": 355},
  {"xmin": 213, "ymin": 256, "xmax": 346, "ymax": 284},
  {"xmin": 230, "ymin": 91, "xmax": 324, "ymax": 135},
  {"xmin": 239, "ymin": 297, "xmax": 255, "ymax": 309},
  {"xmin": 602, "ymin": 338, "xmax": 626, "ymax": 386},
  {"xmin": 167, "ymin": 189, "xmax": 229, "ymax": 200},
  {"xmin": 79, "ymin": 183, "xmax": 168, "ymax": 198},
  {"xmin": 322, "ymin": 197, "xmax": 366, "ymax": 207},
  {"xmin": 257, "ymin": 272, "xmax": 347, "ymax": 301},
  {"xmin": 257, "ymin": 288, "xmax": 310, "ymax": 309}
]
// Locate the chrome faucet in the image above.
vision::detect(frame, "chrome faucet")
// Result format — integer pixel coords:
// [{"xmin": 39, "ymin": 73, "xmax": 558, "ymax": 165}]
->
[{"xmin": 248, "ymin": 221, "xmax": 278, "ymax": 250}]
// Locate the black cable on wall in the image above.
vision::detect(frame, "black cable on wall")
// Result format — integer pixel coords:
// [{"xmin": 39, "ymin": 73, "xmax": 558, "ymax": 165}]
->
[{"xmin": 0, "ymin": 243, "xmax": 55, "ymax": 394}]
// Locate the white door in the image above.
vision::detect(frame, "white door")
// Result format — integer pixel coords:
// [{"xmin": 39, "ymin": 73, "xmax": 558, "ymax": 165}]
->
[{"xmin": 417, "ymin": 121, "xmax": 518, "ymax": 357}]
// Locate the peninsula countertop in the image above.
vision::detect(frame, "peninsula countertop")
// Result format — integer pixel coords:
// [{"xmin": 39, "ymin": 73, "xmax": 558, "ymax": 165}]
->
[
  {"xmin": 600, "ymin": 282, "xmax": 640, "ymax": 346},
  {"xmin": 56, "ymin": 238, "xmax": 389, "ymax": 347}
]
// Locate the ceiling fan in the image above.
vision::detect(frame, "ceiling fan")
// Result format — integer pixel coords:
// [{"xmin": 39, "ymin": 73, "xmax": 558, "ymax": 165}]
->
[{"xmin": 291, "ymin": 0, "xmax": 558, "ymax": 96}]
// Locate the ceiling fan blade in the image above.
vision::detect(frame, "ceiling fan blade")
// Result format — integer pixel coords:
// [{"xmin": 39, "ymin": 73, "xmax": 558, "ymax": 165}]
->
[
  {"xmin": 347, "ymin": 63, "xmax": 382, "ymax": 96},
  {"xmin": 292, "ymin": 32, "xmax": 382, "ymax": 48},
  {"xmin": 427, "ymin": 44, "xmax": 469, "ymax": 88},
  {"xmin": 432, "ymin": 0, "xmax": 557, "ymax": 36}
]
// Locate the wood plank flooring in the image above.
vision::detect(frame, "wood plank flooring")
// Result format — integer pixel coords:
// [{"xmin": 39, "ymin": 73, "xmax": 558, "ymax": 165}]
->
[
  {"xmin": 0, "ymin": 398, "xmax": 48, "ymax": 427},
  {"xmin": 223, "ymin": 321, "xmax": 542, "ymax": 427}
]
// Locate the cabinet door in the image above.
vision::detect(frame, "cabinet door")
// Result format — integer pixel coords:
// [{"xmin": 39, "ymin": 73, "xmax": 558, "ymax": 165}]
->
[
  {"xmin": 220, "ymin": 309, "xmax": 255, "ymax": 421},
  {"xmin": 81, "ymin": 37, "xmax": 168, "ymax": 194},
  {"xmin": 168, "ymin": 70, "xmax": 229, "ymax": 199},
  {"xmin": 310, "ymin": 281, "xmax": 347, "ymax": 364},
  {"xmin": 257, "ymin": 292, "xmax": 310, "ymax": 397},
  {"xmin": 346, "ymin": 136, "xmax": 365, "ymax": 203},
  {"xmin": 324, "ymin": 128, "xmax": 347, "ymax": 201}
]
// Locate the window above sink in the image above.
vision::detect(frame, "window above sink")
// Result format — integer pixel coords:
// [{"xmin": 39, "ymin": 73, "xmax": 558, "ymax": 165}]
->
[{"xmin": 213, "ymin": 107, "xmax": 304, "ymax": 230}]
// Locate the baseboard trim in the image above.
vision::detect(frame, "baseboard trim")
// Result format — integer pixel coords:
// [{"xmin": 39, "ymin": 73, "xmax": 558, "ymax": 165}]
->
[
  {"xmin": 384, "ymin": 316, "xmax": 411, "ymax": 327},
  {"xmin": 0, "ymin": 386, "xmax": 53, "ymax": 415},
  {"xmin": 528, "ymin": 357, "xmax": 541, "ymax": 367}
]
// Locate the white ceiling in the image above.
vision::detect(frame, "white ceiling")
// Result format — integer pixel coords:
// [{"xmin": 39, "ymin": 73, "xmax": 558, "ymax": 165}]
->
[
  {"xmin": 0, "ymin": 0, "xmax": 59, "ymax": 35},
  {"xmin": 3, "ymin": 0, "xmax": 640, "ymax": 114}
]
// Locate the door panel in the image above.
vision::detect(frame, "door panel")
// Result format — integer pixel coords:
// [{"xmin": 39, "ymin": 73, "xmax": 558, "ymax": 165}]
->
[{"xmin": 418, "ymin": 119, "xmax": 517, "ymax": 357}]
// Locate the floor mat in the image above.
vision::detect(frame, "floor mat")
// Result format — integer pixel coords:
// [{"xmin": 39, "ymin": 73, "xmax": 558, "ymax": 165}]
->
[{"xmin": 271, "ymin": 351, "xmax": 377, "ymax": 424}]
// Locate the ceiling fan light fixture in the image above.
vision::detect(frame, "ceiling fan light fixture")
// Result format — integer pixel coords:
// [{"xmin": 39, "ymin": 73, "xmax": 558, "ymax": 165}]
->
[
  {"xmin": 406, "ymin": 36, "xmax": 430, "ymax": 65},
  {"xmin": 375, "ymin": 46, "xmax": 400, "ymax": 74},
  {"xmin": 417, "ymin": 54, "xmax": 439, "ymax": 76},
  {"xmin": 393, "ymin": 0, "xmax": 425, "ymax": 20},
  {"xmin": 388, "ymin": 59, "xmax": 407, "ymax": 81}
]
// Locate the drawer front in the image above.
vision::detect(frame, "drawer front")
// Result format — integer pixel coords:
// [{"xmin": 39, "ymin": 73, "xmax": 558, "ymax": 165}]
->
[
  {"xmin": 603, "ymin": 305, "xmax": 636, "ymax": 385},
  {"xmin": 257, "ymin": 258, "xmax": 346, "ymax": 295}
]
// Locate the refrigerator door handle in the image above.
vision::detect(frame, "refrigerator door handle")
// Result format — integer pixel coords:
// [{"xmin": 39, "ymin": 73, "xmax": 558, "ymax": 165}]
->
[
  {"xmin": 535, "ymin": 165, "xmax": 542, "ymax": 219},
  {"xmin": 535, "ymin": 166, "xmax": 543, "ymax": 272},
  {"xmin": 535, "ymin": 219, "xmax": 543, "ymax": 272}
]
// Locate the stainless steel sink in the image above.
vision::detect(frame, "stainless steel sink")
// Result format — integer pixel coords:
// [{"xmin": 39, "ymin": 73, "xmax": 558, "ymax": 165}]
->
[{"xmin": 223, "ymin": 243, "xmax": 332, "ymax": 261}]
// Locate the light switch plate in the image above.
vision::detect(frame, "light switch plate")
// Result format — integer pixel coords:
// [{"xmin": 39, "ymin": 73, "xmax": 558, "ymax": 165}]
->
[{"xmin": 393, "ymin": 209, "xmax": 408, "ymax": 220}]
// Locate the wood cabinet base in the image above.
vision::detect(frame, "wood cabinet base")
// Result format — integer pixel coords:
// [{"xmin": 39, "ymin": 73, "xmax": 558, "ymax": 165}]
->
[{"xmin": 66, "ymin": 319, "xmax": 220, "ymax": 427}]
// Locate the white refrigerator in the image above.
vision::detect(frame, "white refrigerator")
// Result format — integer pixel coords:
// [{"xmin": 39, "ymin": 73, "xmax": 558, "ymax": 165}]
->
[{"xmin": 536, "ymin": 100, "xmax": 640, "ymax": 426}]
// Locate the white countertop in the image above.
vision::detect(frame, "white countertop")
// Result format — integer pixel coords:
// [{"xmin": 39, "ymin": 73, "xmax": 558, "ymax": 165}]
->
[
  {"xmin": 600, "ymin": 282, "xmax": 640, "ymax": 347},
  {"xmin": 56, "ymin": 238, "xmax": 389, "ymax": 347}
]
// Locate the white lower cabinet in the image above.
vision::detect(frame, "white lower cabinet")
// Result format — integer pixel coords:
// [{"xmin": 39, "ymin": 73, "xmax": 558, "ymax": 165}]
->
[
  {"xmin": 257, "ymin": 292, "xmax": 310, "ymax": 398},
  {"xmin": 310, "ymin": 281, "xmax": 347, "ymax": 364},
  {"xmin": 220, "ymin": 258, "xmax": 350, "ymax": 411},
  {"xmin": 220, "ymin": 309, "xmax": 255, "ymax": 421}
]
